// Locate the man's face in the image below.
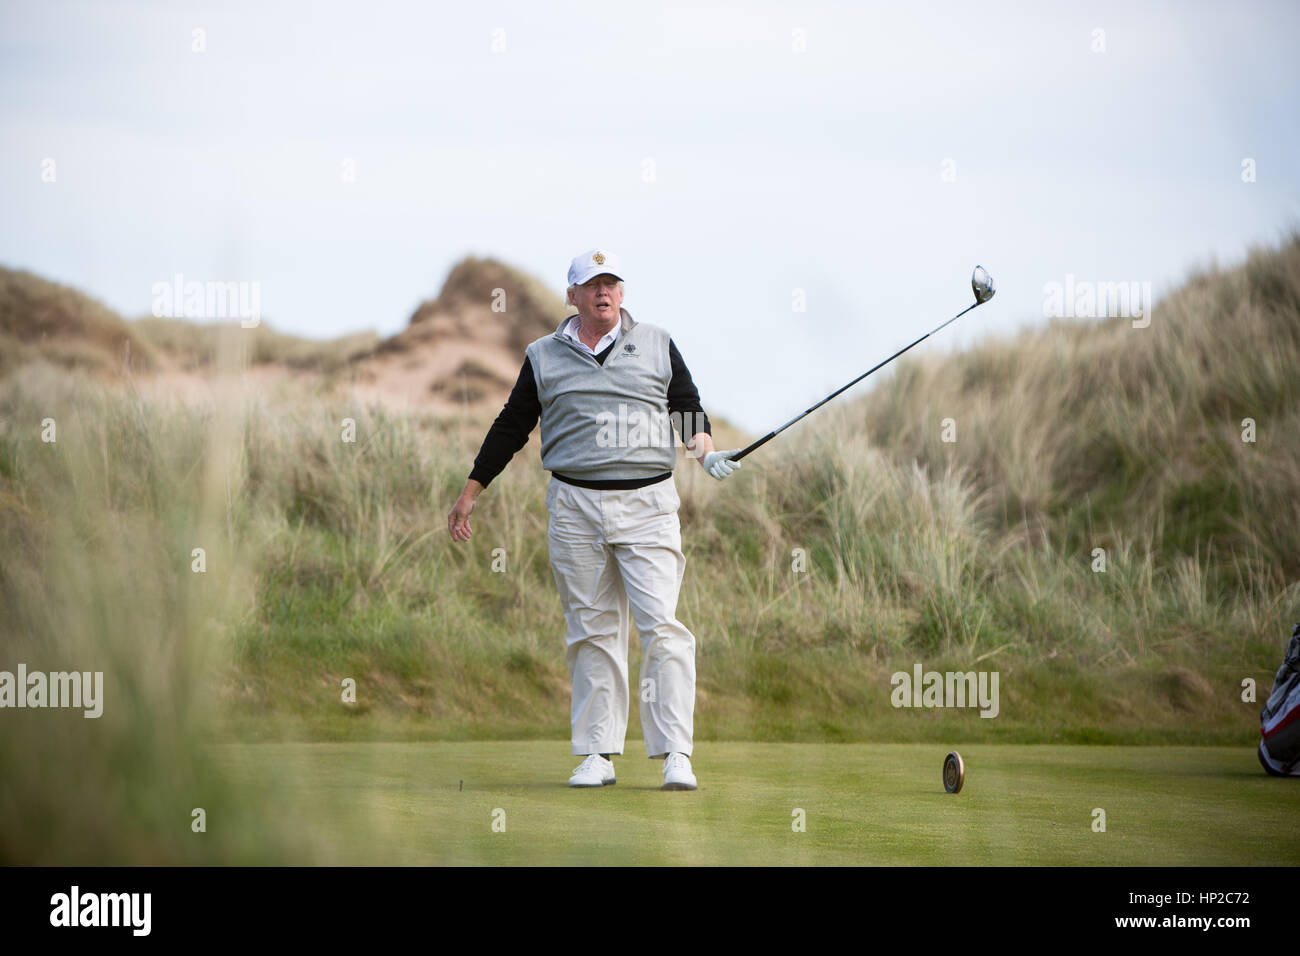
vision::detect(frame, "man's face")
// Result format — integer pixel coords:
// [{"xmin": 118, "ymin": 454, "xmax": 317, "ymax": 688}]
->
[{"xmin": 573, "ymin": 274, "xmax": 623, "ymax": 324}]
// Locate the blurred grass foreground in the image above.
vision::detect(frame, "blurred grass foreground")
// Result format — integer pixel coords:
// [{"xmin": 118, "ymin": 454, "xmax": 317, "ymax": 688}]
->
[{"xmin": 1, "ymin": 236, "xmax": 1299, "ymax": 862}]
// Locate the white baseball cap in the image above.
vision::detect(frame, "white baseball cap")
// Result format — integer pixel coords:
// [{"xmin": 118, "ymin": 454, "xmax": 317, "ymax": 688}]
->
[{"xmin": 567, "ymin": 249, "xmax": 625, "ymax": 288}]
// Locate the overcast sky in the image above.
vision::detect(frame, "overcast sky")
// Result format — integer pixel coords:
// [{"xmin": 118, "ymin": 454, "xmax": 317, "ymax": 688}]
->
[{"xmin": 3, "ymin": 0, "xmax": 1298, "ymax": 434}]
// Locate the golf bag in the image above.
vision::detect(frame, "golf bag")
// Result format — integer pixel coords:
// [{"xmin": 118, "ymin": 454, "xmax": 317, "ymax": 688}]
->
[{"xmin": 1259, "ymin": 622, "xmax": 1300, "ymax": 777}]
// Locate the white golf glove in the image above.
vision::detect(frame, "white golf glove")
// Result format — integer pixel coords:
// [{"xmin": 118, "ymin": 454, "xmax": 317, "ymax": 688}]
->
[{"xmin": 701, "ymin": 450, "xmax": 742, "ymax": 480}]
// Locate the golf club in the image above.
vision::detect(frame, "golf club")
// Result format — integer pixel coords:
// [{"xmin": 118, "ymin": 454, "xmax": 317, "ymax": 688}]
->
[{"xmin": 726, "ymin": 265, "xmax": 996, "ymax": 462}]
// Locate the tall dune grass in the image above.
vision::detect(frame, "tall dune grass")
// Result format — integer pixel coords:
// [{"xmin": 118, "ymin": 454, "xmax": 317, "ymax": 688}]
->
[{"xmin": 0, "ymin": 342, "xmax": 322, "ymax": 863}]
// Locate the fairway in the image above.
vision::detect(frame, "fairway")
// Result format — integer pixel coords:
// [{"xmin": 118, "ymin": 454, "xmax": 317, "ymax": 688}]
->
[{"xmin": 212, "ymin": 742, "xmax": 1300, "ymax": 865}]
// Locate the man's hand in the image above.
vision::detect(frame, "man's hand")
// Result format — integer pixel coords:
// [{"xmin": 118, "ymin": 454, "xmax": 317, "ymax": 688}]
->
[
  {"xmin": 700, "ymin": 449, "xmax": 742, "ymax": 480},
  {"xmin": 687, "ymin": 432, "xmax": 742, "ymax": 480},
  {"xmin": 448, "ymin": 480, "xmax": 483, "ymax": 542}
]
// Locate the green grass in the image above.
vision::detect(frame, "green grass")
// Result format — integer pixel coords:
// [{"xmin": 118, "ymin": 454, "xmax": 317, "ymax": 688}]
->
[{"xmin": 209, "ymin": 741, "xmax": 1300, "ymax": 865}]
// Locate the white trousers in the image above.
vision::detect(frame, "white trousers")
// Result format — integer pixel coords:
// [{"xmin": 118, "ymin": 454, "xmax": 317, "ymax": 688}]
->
[{"xmin": 545, "ymin": 475, "xmax": 696, "ymax": 758}]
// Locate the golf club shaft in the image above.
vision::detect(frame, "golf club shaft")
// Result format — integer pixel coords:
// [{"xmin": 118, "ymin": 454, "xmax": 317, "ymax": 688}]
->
[{"xmin": 728, "ymin": 300, "xmax": 981, "ymax": 462}]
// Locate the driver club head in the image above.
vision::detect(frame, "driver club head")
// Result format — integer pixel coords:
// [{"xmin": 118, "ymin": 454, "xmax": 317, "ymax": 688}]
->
[{"xmin": 971, "ymin": 265, "xmax": 996, "ymax": 304}]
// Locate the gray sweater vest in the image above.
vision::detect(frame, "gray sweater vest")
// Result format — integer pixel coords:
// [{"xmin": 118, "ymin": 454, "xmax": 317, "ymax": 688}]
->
[{"xmin": 525, "ymin": 308, "xmax": 678, "ymax": 480}]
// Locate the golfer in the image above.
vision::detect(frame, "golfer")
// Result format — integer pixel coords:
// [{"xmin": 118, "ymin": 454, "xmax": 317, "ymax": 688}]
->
[{"xmin": 447, "ymin": 249, "xmax": 740, "ymax": 790}]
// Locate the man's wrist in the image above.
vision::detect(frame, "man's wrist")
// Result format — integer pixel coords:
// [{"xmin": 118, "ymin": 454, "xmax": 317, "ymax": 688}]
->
[
  {"xmin": 462, "ymin": 478, "xmax": 485, "ymax": 498},
  {"xmin": 687, "ymin": 433, "xmax": 714, "ymax": 461}
]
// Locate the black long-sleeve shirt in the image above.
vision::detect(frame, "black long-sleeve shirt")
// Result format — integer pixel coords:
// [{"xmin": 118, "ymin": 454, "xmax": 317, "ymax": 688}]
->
[{"xmin": 469, "ymin": 337, "xmax": 711, "ymax": 490}]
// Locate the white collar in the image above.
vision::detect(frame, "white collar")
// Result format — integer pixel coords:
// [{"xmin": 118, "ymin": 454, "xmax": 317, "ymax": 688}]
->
[{"xmin": 563, "ymin": 315, "xmax": 621, "ymax": 354}]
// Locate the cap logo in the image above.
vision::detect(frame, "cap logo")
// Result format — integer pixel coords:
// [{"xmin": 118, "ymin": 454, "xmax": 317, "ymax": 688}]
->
[{"xmin": 592, "ymin": 252, "xmax": 605, "ymax": 265}]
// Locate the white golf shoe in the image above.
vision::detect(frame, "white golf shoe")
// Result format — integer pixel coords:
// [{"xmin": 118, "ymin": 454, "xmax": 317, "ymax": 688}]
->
[
  {"xmin": 568, "ymin": 754, "xmax": 616, "ymax": 788},
  {"xmin": 661, "ymin": 752, "xmax": 698, "ymax": 791}
]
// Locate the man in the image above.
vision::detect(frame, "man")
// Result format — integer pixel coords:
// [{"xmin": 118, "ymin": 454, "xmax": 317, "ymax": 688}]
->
[{"xmin": 447, "ymin": 249, "xmax": 740, "ymax": 790}]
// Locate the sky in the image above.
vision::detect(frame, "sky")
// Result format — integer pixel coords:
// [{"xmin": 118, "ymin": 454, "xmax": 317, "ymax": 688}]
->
[{"xmin": 3, "ymin": 0, "xmax": 1298, "ymax": 434}]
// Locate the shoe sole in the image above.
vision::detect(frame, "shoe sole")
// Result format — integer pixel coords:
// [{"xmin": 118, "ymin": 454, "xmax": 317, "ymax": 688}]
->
[
  {"xmin": 661, "ymin": 781, "xmax": 697, "ymax": 791},
  {"xmin": 569, "ymin": 779, "xmax": 616, "ymax": 787}
]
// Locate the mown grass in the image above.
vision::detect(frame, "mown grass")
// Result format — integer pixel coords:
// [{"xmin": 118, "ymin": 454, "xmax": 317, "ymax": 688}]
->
[
  {"xmin": 1, "ymin": 236, "xmax": 1299, "ymax": 862},
  {"xmin": 208, "ymin": 741, "xmax": 1300, "ymax": 865}
]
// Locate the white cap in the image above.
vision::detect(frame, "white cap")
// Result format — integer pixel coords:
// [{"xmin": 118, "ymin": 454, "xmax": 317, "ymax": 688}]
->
[{"xmin": 567, "ymin": 249, "xmax": 624, "ymax": 288}]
